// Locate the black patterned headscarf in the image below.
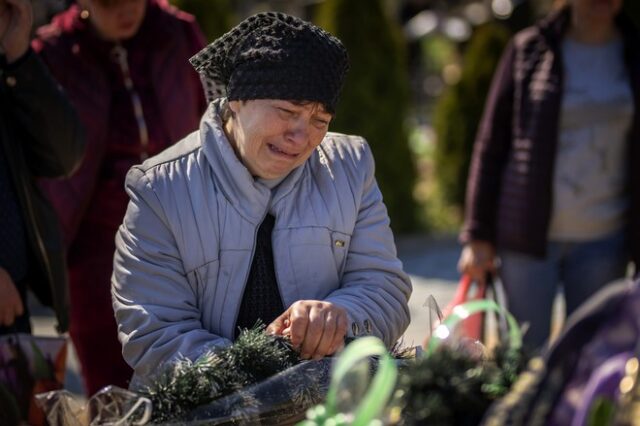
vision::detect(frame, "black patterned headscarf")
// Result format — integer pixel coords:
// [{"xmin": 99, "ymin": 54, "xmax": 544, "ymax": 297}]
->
[{"xmin": 190, "ymin": 12, "xmax": 349, "ymax": 113}]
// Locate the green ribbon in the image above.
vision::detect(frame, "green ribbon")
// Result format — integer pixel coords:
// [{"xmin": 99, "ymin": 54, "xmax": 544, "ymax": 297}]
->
[
  {"xmin": 425, "ymin": 299, "xmax": 522, "ymax": 356},
  {"xmin": 300, "ymin": 336, "xmax": 398, "ymax": 426}
]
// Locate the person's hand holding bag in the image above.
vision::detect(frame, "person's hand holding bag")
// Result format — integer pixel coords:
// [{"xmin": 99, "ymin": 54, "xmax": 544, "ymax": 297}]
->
[
  {"xmin": 0, "ymin": 266, "xmax": 23, "ymax": 327},
  {"xmin": 458, "ymin": 240, "xmax": 497, "ymax": 287}
]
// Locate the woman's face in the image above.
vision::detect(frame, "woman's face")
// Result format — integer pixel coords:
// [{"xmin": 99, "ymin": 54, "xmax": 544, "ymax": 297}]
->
[
  {"xmin": 80, "ymin": 0, "xmax": 147, "ymax": 41},
  {"xmin": 570, "ymin": 0, "xmax": 623, "ymax": 28},
  {"xmin": 226, "ymin": 99, "xmax": 332, "ymax": 180}
]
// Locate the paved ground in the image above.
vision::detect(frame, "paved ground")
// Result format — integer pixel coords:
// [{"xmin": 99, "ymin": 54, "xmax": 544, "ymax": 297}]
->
[
  {"xmin": 396, "ymin": 234, "xmax": 461, "ymax": 347},
  {"xmin": 30, "ymin": 233, "xmax": 461, "ymax": 397}
]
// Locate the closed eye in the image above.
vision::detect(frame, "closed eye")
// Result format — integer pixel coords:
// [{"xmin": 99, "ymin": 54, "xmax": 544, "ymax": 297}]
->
[
  {"xmin": 276, "ymin": 107, "xmax": 295, "ymax": 118},
  {"xmin": 312, "ymin": 118, "xmax": 330, "ymax": 129}
]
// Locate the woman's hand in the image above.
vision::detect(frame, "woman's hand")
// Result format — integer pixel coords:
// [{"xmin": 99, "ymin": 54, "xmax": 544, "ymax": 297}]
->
[
  {"xmin": 267, "ymin": 300, "xmax": 348, "ymax": 360},
  {"xmin": 0, "ymin": 266, "xmax": 23, "ymax": 326},
  {"xmin": 0, "ymin": 0, "xmax": 33, "ymax": 63},
  {"xmin": 458, "ymin": 240, "xmax": 496, "ymax": 286}
]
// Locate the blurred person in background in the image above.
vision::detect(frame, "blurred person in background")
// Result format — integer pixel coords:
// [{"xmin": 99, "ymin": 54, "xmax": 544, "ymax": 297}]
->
[
  {"xmin": 0, "ymin": 0, "xmax": 83, "ymax": 335},
  {"xmin": 458, "ymin": 0, "xmax": 640, "ymax": 350},
  {"xmin": 32, "ymin": 0, "xmax": 207, "ymax": 394}
]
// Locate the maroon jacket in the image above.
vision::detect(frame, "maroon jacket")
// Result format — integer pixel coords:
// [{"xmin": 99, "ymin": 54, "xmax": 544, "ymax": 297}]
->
[
  {"xmin": 32, "ymin": 0, "xmax": 206, "ymax": 245},
  {"xmin": 461, "ymin": 7, "xmax": 640, "ymax": 267},
  {"xmin": 31, "ymin": 0, "xmax": 207, "ymax": 394}
]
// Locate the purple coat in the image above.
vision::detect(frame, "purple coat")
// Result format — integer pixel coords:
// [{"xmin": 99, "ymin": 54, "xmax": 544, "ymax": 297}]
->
[{"xmin": 460, "ymin": 7, "xmax": 640, "ymax": 268}]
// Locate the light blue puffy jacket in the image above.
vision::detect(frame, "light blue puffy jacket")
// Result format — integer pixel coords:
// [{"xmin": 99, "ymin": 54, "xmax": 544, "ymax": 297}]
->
[{"xmin": 112, "ymin": 102, "xmax": 412, "ymax": 382}]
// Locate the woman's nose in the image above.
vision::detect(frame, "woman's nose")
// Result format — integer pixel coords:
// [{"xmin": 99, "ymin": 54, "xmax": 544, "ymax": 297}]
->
[{"xmin": 285, "ymin": 119, "xmax": 310, "ymax": 145}]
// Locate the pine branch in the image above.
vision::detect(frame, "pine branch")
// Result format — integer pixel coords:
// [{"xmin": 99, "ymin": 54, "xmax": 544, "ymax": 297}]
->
[{"xmin": 141, "ymin": 323, "xmax": 300, "ymax": 423}]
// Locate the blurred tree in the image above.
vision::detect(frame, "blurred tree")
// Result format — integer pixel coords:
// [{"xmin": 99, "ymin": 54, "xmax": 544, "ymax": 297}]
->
[
  {"xmin": 315, "ymin": 0, "xmax": 418, "ymax": 233},
  {"xmin": 169, "ymin": 0, "xmax": 234, "ymax": 41},
  {"xmin": 433, "ymin": 22, "xmax": 510, "ymax": 209}
]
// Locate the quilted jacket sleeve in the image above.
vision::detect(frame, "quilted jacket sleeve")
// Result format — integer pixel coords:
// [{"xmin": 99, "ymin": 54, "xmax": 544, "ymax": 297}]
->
[
  {"xmin": 460, "ymin": 40, "xmax": 516, "ymax": 245},
  {"xmin": 324, "ymin": 140, "xmax": 412, "ymax": 347},
  {"xmin": 112, "ymin": 166, "xmax": 231, "ymax": 382}
]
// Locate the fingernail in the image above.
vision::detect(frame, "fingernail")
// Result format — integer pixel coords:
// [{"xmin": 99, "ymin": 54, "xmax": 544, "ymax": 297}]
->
[
  {"xmin": 312, "ymin": 354, "xmax": 323, "ymax": 361},
  {"xmin": 301, "ymin": 353, "xmax": 309, "ymax": 359}
]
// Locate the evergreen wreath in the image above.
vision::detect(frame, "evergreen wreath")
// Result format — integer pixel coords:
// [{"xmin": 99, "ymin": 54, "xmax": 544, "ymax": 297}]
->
[{"xmin": 140, "ymin": 324, "xmax": 300, "ymax": 423}]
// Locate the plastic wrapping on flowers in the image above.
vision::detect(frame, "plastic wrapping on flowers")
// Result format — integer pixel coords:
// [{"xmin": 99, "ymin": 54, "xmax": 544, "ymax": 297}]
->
[
  {"xmin": 35, "ymin": 361, "xmax": 330, "ymax": 426},
  {"xmin": 35, "ymin": 386, "xmax": 151, "ymax": 426},
  {"xmin": 35, "ymin": 301, "xmax": 527, "ymax": 426},
  {"xmin": 178, "ymin": 358, "xmax": 333, "ymax": 425},
  {"xmin": 300, "ymin": 336, "xmax": 404, "ymax": 426},
  {"xmin": 150, "ymin": 332, "xmax": 411, "ymax": 425}
]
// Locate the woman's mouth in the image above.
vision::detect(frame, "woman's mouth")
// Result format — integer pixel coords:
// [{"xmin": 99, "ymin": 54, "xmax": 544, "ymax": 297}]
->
[{"xmin": 268, "ymin": 144, "xmax": 298, "ymax": 158}]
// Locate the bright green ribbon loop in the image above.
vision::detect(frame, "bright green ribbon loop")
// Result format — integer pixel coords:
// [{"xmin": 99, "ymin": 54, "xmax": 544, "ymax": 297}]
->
[
  {"xmin": 299, "ymin": 336, "xmax": 398, "ymax": 426},
  {"xmin": 426, "ymin": 299, "xmax": 522, "ymax": 356}
]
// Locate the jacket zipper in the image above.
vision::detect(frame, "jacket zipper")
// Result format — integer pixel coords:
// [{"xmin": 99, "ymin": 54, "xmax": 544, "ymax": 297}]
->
[
  {"xmin": 271, "ymin": 220, "xmax": 287, "ymax": 311},
  {"xmin": 111, "ymin": 44, "xmax": 150, "ymax": 161}
]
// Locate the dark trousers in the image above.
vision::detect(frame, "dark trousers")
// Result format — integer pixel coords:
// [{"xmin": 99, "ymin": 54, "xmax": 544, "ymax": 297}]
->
[{"xmin": 68, "ymin": 220, "xmax": 132, "ymax": 396}]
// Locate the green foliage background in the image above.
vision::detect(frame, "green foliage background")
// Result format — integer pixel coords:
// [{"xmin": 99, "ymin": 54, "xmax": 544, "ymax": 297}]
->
[
  {"xmin": 169, "ymin": 0, "xmax": 234, "ymax": 41},
  {"xmin": 315, "ymin": 0, "xmax": 418, "ymax": 233},
  {"xmin": 433, "ymin": 23, "xmax": 511, "ymax": 209}
]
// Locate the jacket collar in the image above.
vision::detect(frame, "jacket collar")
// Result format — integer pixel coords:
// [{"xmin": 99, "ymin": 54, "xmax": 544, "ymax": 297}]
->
[
  {"xmin": 200, "ymin": 99, "xmax": 308, "ymax": 223},
  {"xmin": 538, "ymin": 5, "xmax": 640, "ymax": 50},
  {"xmin": 537, "ymin": 6, "xmax": 570, "ymax": 45},
  {"xmin": 537, "ymin": 6, "xmax": 640, "ymax": 89}
]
